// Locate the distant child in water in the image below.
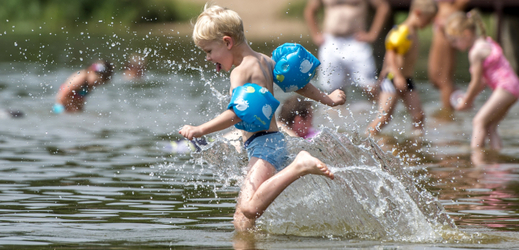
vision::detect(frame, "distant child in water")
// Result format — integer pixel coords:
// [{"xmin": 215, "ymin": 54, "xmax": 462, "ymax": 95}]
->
[
  {"xmin": 444, "ymin": 10, "xmax": 519, "ymax": 150},
  {"xmin": 179, "ymin": 4, "xmax": 345, "ymax": 232},
  {"xmin": 278, "ymin": 95, "xmax": 319, "ymax": 139},
  {"xmin": 367, "ymin": 0, "xmax": 437, "ymax": 137},
  {"xmin": 53, "ymin": 60, "xmax": 114, "ymax": 113},
  {"xmin": 123, "ymin": 54, "xmax": 147, "ymax": 80}
]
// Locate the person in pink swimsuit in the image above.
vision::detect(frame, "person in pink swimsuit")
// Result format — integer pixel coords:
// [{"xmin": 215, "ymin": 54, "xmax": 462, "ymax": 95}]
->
[
  {"xmin": 444, "ymin": 10, "xmax": 519, "ymax": 152},
  {"xmin": 477, "ymin": 38, "xmax": 519, "ymax": 97}
]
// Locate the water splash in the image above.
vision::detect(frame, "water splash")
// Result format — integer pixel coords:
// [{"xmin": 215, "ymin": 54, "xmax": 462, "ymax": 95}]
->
[
  {"xmin": 192, "ymin": 128, "xmax": 467, "ymax": 242},
  {"xmin": 191, "ymin": 136, "xmax": 248, "ymax": 188},
  {"xmin": 251, "ymin": 128, "xmax": 456, "ymax": 241}
]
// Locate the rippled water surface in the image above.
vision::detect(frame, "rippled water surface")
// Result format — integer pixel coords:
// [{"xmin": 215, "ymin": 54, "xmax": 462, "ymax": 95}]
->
[{"xmin": 1, "ymin": 33, "xmax": 519, "ymax": 249}]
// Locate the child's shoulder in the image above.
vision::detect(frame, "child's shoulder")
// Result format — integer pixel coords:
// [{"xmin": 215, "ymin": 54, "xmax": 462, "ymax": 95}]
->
[
  {"xmin": 65, "ymin": 69, "xmax": 87, "ymax": 81},
  {"xmin": 385, "ymin": 24, "xmax": 414, "ymax": 55},
  {"xmin": 469, "ymin": 38, "xmax": 492, "ymax": 62},
  {"xmin": 238, "ymin": 52, "xmax": 274, "ymax": 67},
  {"xmin": 230, "ymin": 53, "xmax": 274, "ymax": 81},
  {"xmin": 229, "ymin": 62, "xmax": 254, "ymax": 90}
]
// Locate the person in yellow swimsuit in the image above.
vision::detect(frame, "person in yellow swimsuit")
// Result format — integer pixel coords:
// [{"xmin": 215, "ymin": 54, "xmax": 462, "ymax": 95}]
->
[{"xmin": 367, "ymin": 0, "xmax": 437, "ymax": 137}]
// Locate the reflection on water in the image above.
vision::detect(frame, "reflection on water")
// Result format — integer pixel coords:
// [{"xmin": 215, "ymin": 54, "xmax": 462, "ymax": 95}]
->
[
  {"xmin": 1, "ymin": 34, "xmax": 519, "ymax": 248},
  {"xmin": 427, "ymin": 159, "xmax": 519, "ymax": 231}
]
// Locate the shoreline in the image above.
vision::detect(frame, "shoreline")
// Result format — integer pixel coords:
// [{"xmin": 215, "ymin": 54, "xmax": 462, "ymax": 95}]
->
[
  {"xmin": 137, "ymin": 21, "xmax": 312, "ymax": 43},
  {"xmin": 138, "ymin": 0, "xmax": 311, "ymax": 42}
]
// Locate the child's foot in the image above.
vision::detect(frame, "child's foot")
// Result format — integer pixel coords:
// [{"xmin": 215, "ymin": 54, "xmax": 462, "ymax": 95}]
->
[{"xmin": 293, "ymin": 151, "xmax": 334, "ymax": 180}]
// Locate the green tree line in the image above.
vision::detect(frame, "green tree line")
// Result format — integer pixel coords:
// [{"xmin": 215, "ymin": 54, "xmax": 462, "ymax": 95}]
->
[{"xmin": 0, "ymin": 0, "xmax": 201, "ymax": 31}]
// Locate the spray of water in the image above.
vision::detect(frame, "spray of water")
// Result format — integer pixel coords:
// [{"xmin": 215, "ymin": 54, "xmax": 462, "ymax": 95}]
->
[
  {"xmin": 187, "ymin": 126, "xmax": 490, "ymax": 242},
  {"xmin": 257, "ymin": 128, "xmax": 457, "ymax": 241},
  {"xmin": 150, "ymin": 30, "xmax": 485, "ymax": 243}
]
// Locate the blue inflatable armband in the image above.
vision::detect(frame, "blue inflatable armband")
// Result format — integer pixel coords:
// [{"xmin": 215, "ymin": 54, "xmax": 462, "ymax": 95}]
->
[
  {"xmin": 227, "ymin": 83, "xmax": 280, "ymax": 132},
  {"xmin": 53, "ymin": 103, "xmax": 65, "ymax": 114},
  {"xmin": 272, "ymin": 43, "xmax": 321, "ymax": 92}
]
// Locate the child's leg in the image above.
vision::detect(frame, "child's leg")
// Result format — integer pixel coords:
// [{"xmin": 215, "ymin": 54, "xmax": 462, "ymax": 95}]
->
[
  {"xmin": 470, "ymin": 147, "xmax": 486, "ymax": 166},
  {"xmin": 367, "ymin": 92, "xmax": 398, "ymax": 136},
  {"xmin": 401, "ymin": 91, "xmax": 425, "ymax": 135},
  {"xmin": 471, "ymin": 88, "xmax": 517, "ymax": 149},
  {"xmin": 487, "ymin": 120, "xmax": 503, "ymax": 150},
  {"xmin": 233, "ymin": 151, "xmax": 333, "ymax": 231},
  {"xmin": 233, "ymin": 157, "xmax": 276, "ymax": 231},
  {"xmin": 487, "ymin": 89, "xmax": 517, "ymax": 149}
]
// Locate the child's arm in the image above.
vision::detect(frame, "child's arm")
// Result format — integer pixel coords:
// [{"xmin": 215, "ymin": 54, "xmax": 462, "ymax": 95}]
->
[
  {"xmin": 179, "ymin": 109, "xmax": 241, "ymax": 140},
  {"xmin": 179, "ymin": 67, "xmax": 245, "ymax": 140},
  {"xmin": 457, "ymin": 47, "xmax": 486, "ymax": 110},
  {"xmin": 295, "ymin": 83, "xmax": 346, "ymax": 107},
  {"xmin": 55, "ymin": 71, "xmax": 86, "ymax": 104},
  {"xmin": 384, "ymin": 49, "xmax": 407, "ymax": 92}
]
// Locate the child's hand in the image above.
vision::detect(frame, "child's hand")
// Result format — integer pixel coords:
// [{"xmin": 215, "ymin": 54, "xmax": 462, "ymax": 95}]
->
[
  {"xmin": 455, "ymin": 98, "xmax": 472, "ymax": 111},
  {"xmin": 179, "ymin": 125, "xmax": 203, "ymax": 140},
  {"xmin": 328, "ymin": 89, "xmax": 347, "ymax": 106},
  {"xmin": 355, "ymin": 31, "xmax": 376, "ymax": 43}
]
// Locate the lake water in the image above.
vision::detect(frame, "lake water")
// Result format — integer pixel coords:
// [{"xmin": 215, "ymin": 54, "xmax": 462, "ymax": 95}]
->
[{"xmin": 1, "ymin": 30, "xmax": 519, "ymax": 249}]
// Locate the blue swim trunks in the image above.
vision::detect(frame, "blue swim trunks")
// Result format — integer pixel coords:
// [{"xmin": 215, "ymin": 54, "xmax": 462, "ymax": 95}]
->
[{"xmin": 244, "ymin": 131, "xmax": 289, "ymax": 172}]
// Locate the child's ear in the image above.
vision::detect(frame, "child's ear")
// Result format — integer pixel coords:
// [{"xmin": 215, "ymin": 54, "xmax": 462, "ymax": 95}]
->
[{"xmin": 223, "ymin": 36, "xmax": 234, "ymax": 49}]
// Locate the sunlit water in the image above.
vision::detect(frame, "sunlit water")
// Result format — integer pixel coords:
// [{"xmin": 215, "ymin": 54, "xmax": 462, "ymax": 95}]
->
[{"xmin": 1, "ymin": 32, "xmax": 519, "ymax": 249}]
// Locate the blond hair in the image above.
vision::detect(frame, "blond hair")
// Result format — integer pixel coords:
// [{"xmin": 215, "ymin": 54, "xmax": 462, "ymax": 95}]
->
[
  {"xmin": 444, "ymin": 9, "xmax": 487, "ymax": 38},
  {"xmin": 192, "ymin": 4, "xmax": 246, "ymax": 46},
  {"xmin": 410, "ymin": 0, "xmax": 437, "ymax": 16}
]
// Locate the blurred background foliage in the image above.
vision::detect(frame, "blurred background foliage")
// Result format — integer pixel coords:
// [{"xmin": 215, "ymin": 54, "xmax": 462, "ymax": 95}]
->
[{"xmin": 0, "ymin": 0, "xmax": 202, "ymax": 33}]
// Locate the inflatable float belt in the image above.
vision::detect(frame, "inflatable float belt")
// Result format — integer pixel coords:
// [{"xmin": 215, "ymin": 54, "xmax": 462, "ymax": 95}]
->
[
  {"xmin": 272, "ymin": 43, "xmax": 321, "ymax": 92},
  {"xmin": 227, "ymin": 83, "xmax": 280, "ymax": 132}
]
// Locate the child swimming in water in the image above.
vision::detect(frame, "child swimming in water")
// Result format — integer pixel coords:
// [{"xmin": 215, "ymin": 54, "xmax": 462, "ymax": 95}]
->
[
  {"xmin": 367, "ymin": 0, "xmax": 437, "ymax": 137},
  {"xmin": 444, "ymin": 10, "xmax": 519, "ymax": 150},
  {"xmin": 53, "ymin": 60, "xmax": 114, "ymax": 113},
  {"xmin": 179, "ymin": 4, "xmax": 346, "ymax": 231},
  {"xmin": 123, "ymin": 53, "xmax": 147, "ymax": 80}
]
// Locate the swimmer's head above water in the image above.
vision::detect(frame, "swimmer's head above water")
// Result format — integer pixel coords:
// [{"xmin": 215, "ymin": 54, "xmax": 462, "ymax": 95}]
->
[
  {"xmin": 88, "ymin": 60, "xmax": 114, "ymax": 82},
  {"xmin": 53, "ymin": 59, "xmax": 115, "ymax": 114}
]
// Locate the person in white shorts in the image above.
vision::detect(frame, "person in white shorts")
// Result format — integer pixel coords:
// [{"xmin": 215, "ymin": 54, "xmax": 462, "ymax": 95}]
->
[{"xmin": 305, "ymin": 0, "xmax": 390, "ymax": 98}]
